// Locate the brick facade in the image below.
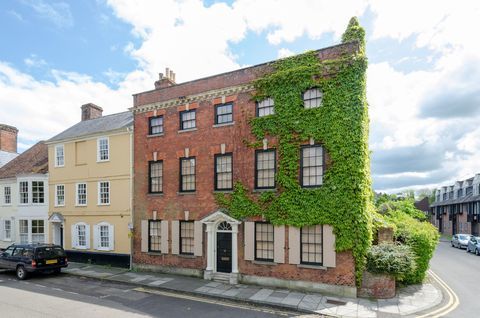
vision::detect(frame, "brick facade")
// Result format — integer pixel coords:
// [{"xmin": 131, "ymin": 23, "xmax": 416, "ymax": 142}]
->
[{"xmin": 132, "ymin": 43, "xmax": 360, "ymax": 293}]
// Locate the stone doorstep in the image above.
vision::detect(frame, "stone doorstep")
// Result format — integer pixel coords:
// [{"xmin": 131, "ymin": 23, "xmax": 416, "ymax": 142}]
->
[{"xmin": 64, "ymin": 264, "xmax": 445, "ymax": 317}]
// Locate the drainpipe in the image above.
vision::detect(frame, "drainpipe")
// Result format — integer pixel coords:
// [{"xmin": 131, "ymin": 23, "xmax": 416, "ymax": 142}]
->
[{"xmin": 128, "ymin": 126, "xmax": 134, "ymax": 270}]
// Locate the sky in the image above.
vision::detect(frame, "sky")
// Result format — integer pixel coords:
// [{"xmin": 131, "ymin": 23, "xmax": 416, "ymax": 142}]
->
[{"xmin": 1, "ymin": 0, "xmax": 479, "ymax": 193}]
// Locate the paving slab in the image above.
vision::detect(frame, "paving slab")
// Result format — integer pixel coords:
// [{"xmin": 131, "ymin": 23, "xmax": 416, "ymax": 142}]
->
[{"xmin": 65, "ymin": 262, "xmax": 445, "ymax": 317}]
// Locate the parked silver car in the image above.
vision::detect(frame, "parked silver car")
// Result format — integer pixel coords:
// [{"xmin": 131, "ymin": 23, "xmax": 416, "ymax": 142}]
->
[
  {"xmin": 466, "ymin": 236, "xmax": 480, "ymax": 255},
  {"xmin": 451, "ymin": 234, "xmax": 471, "ymax": 249}
]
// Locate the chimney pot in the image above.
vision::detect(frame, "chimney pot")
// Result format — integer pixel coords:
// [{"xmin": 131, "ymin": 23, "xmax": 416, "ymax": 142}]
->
[
  {"xmin": 159, "ymin": 73, "xmax": 164, "ymax": 80},
  {"xmin": 81, "ymin": 103, "xmax": 103, "ymax": 121},
  {"xmin": 0, "ymin": 124, "xmax": 18, "ymax": 153},
  {"xmin": 154, "ymin": 68, "xmax": 176, "ymax": 89}
]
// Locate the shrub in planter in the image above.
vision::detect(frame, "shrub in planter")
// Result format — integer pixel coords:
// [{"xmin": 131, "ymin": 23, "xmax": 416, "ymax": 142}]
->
[
  {"xmin": 366, "ymin": 243, "xmax": 416, "ymax": 279},
  {"xmin": 386, "ymin": 211, "xmax": 439, "ymax": 284}
]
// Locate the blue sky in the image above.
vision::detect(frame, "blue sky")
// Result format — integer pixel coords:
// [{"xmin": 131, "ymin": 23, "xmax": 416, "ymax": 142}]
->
[{"xmin": 1, "ymin": 0, "xmax": 479, "ymax": 193}]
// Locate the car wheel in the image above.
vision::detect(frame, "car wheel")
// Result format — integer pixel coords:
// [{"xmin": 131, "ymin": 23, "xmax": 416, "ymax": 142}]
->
[
  {"xmin": 54, "ymin": 268, "xmax": 61, "ymax": 274},
  {"xmin": 476, "ymin": 249, "xmax": 480, "ymax": 256},
  {"xmin": 451, "ymin": 242, "xmax": 454, "ymax": 247},
  {"xmin": 16, "ymin": 266, "xmax": 28, "ymax": 280}
]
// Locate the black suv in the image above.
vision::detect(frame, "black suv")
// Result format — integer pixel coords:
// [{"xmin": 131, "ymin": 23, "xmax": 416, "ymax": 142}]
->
[{"xmin": 0, "ymin": 244, "xmax": 68, "ymax": 280}]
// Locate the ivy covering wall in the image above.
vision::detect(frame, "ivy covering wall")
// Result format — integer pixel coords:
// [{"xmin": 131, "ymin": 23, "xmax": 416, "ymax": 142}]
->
[{"xmin": 216, "ymin": 17, "xmax": 373, "ymax": 284}]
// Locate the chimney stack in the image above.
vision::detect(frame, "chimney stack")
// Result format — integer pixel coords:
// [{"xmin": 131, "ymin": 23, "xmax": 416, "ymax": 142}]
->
[
  {"xmin": 81, "ymin": 103, "xmax": 103, "ymax": 121},
  {"xmin": 154, "ymin": 67, "xmax": 176, "ymax": 89},
  {"xmin": 0, "ymin": 124, "xmax": 19, "ymax": 153}
]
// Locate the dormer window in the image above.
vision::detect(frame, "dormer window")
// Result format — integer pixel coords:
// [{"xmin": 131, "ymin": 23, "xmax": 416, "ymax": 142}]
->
[
  {"xmin": 457, "ymin": 189, "xmax": 463, "ymax": 197},
  {"xmin": 303, "ymin": 88, "xmax": 323, "ymax": 109}
]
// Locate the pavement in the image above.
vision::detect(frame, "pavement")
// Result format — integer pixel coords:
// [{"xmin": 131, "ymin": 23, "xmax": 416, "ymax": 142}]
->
[
  {"xmin": 429, "ymin": 238, "xmax": 479, "ymax": 317},
  {"xmin": 63, "ymin": 262, "xmax": 446, "ymax": 317}
]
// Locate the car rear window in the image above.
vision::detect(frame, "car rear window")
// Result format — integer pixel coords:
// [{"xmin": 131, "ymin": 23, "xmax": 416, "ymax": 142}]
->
[{"xmin": 35, "ymin": 247, "xmax": 66, "ymax": 259}]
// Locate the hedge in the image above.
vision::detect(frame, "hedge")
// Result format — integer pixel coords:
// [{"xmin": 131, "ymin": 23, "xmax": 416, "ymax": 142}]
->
[{"xmin": 385, "ymin": 210, "xmax": 439, "ymax": 284}]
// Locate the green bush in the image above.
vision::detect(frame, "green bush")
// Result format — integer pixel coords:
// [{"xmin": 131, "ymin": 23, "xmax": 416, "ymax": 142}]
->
[
  {"xmin": 386, "ymin": 211, "xmax": 439, "ymax": 284},
  {"xmin": 379, "ymin": 199, "xmax": 427, "ymax": 221},
  {"xmin": 366, "ymin": 243, "xmax": 416, "ymax": 278}
]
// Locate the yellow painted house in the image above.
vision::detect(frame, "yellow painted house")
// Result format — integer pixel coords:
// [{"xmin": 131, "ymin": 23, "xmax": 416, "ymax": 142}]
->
[{"xmin": 46, "ymin": 104, "xmax": 133, "ymax": 267}]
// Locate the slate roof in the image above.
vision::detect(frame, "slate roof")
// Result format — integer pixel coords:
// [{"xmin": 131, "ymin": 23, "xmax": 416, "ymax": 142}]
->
[
  {"xmin": 48, "ymin": 111, "xmax": 133, "ymax": 143},
  {"xmin": 0, "ymin": 150, "xmax": 18, "ymax": 168},
  {"xmin": 430, "ymin": 193, "xmax": 480, "ymax": 207},
  {"xmin": 0, "ymin": 142, "xmax": 48, "ymax": 179}
]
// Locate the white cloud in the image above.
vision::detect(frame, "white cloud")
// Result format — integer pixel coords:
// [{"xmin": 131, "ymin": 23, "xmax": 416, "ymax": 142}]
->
[
  {"xmin": 22, "ymin": 0, "xmax": 74, "ymax": 28},
  {"xmin": 0, "ymin": 62, "xmax": 132, "ymax": 149},
  {"xmin": 277, "ymin": 48, "xmax": 294, "ymax": 58},
  {"xmin": 24, "ymin": 54, "xmax": 47, "ymax": 68}
]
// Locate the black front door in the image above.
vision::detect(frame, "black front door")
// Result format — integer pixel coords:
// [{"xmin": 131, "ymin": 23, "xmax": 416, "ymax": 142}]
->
[
  {"xmin": 216, "ymin": 232, "xmax": 232, "ymax": 273},
  {"xmin": 60, "ymin": 225, "xmax": 64, "ymax": 247}
]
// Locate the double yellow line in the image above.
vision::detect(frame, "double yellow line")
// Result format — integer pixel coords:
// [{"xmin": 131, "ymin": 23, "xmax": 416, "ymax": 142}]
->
[{"xmin": 416, "ymin": 270, "xmax": 459, "ymax": 318}]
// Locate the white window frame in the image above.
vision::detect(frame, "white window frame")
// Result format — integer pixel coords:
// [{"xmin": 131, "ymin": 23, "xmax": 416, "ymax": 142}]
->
[
  {"xmin": 97, "ymin": 137, "xmax": 110, "ymax": 162},
  {"xmin": 31, "ymin": 219, "xmax": 45, "ymax": 244},
  {"xmin": 94, "ymin": 222, "xmax": 114, "ymax": 251},
  {"xmin": 55, "ymin": 144, "xmax": 65, "ymax": 167},
  {"xmin": 19, "ymin": 181, "xmax": 29, "ymax": 205},
  {"xmin": 32, "ymin": 181, "xmax": 45, "ymax": 205},
  {"xmin": 3, "ymin": 186, "xmax": 11, "ymax": 205},
  {"xmin": 19, "ymin": 219, "xmax": 29, "ymax": 244},
  {"xmin": 76, "ymin": 183, "xmax": 87, "ymax": 206},
  {"xmin": 55, "ymin": 184, "xmax": 65, "ymax": 207},
  {"xmin": 97, "ymin": 181, "xmax": 110, "ymax": 205},
  {"xmin": 72, "ymin": 222, "xmax": 90, "ymax": 249},
  {"xmin": 303, "ymin": 88, "xmax": 323, "ymax": 109},
  {"xmin": 3, "ymin": 220, "xmax": 12, "ymax": 241}
]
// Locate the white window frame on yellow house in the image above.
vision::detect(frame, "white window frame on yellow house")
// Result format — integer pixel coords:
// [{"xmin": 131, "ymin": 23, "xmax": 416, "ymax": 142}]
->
[
  {"xmin": 97, "ymin": 137, "xmax": 110, "ymax": 162},
  {"xmin": 72, "ymin": 222, "xmax": 90, "ymax": 249},
  {"xmin": 76, "ymin": 183, "xmax": 87, "ymax": 206},
  {"xmin": 54, "ymin": 144, "xmax": 65, "ymax": 167},
  {"xmin": 94, "ymin": 222, "xmax": 114, "ymax": 251},
  {"xmin": 97, "ymin": 181, "xmax": 110, "ymax": 206},
  {"xmin": 55, "ymin": 184, "xmax": 65, "ymax": 207}
]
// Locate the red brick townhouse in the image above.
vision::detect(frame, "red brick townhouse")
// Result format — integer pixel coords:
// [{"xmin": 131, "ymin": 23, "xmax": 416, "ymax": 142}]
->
[
  {"xmin": 430, "ymin": 174, "xmax": 480, "ymax": 236},
  {"xmin": 131, "ymin": 21, "xmax": 370, "ymax": 298}
]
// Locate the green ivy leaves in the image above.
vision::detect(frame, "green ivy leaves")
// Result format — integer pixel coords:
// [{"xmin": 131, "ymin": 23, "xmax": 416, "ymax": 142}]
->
[{"xmin": 215, "ymin": 18, "xmax": 372, "ymax": 286}]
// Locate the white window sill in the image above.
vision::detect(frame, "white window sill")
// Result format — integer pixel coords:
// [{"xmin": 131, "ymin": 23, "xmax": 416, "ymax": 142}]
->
[
  {"xmin": 96, "ymin": 247, "xmax": 112, "ymax": 252},
  {"xmin": 253, "ymin": 260, "xmax": 276, "ymax": 266},
  {"xmin": 54, "ymin": 204, "xmax": 65, "ymax": 208},
  {"xmin": 73, "ymin": 246, "xmax": 88, "ymax": 250},
  {"xmin": 253, "ymin": 188, "xmax": 276, "ymax": 193},
  {"xmin": 213, "ymin": 122, "xmax": 235, "ymax": 128},
  {"xmin": 147, "ymin": 133, "xmax": 164, "ymax": 138},
  {"xmin": 178, "ymin": 128, "xmax": 197, "ymax": 134},
  {"xmin": 297, "ymin": 264, "xmax": 327, "ymax": 270},
  {"xmin": 97, "ymin": 203, "xmax": 111, "ymax": 206},
  {"xmin": 55, "ymin": 165, "xmax": 65, "ymax": 168},
  {"xmin": 147, "ymin": 193, "xmax": 164, "ymax": 196},
  {"xmin": 97, "ymin": 160, "xmax": 110, "ymax": 163},
  {"xmin": 146, "ymin": 251, "xmax": 165, "ymax": 256},
  {"xmin": 75, "ymin": 204, "xmax": 88, "ymax": 207}
]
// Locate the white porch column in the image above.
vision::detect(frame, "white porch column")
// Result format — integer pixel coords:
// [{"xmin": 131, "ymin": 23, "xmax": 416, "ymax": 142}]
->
[
  {"xmin": 204, "ymin": 223, "xmax": 214, "ymax": 280},
  {"xmin": 231, "ymin": 224, "xmax": 238, "ymax": 273}
]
